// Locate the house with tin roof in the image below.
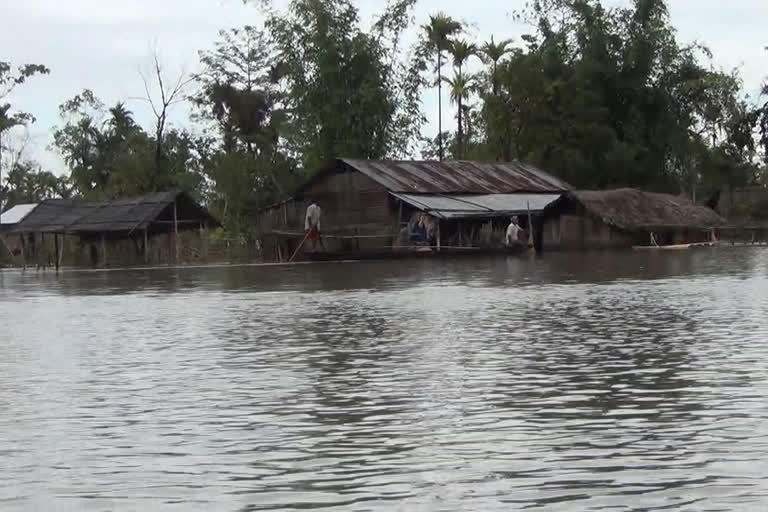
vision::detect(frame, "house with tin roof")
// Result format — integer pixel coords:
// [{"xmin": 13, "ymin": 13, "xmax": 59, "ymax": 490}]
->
[{"xmin": 258, "ymin": 158, "xmax": 572, "ymax": 261}]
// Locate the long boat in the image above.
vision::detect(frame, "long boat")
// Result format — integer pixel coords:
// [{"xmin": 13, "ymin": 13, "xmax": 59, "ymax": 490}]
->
[
  {"xmin": 303, "ymin": 245, "xmax": 531, "ymax": 261},
  {"xmin": 632, "ymin": 241, "xmax": 720, "ymax": 250}
]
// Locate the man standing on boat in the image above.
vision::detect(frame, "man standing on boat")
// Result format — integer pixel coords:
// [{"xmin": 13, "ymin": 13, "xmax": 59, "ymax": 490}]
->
[
  {"xmin": 505, "ymin": 216, "xmax": 524, "ymax": 248},
  {"xmin": 304, "ymin": 202, "xmax": 324, "ymax": 251}
]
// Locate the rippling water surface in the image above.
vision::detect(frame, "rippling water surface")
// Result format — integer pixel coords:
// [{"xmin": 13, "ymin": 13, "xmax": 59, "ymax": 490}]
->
[{"xmin": 1, "ymin": 250, "xmax": 768, "ymax": 511}]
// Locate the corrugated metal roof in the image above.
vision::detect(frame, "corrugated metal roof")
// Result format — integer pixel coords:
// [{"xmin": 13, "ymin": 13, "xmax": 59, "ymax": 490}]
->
[
  {"xmin": 392, "ymin": 193, "xmax": 562, "ymax": 219},
  {"xmin": 340, "ymin": 158, "xmax": 571, "ymax": 194},
  {"xmin": 0, "ymin": 203, "xmax": 39, "ymax": 225}
]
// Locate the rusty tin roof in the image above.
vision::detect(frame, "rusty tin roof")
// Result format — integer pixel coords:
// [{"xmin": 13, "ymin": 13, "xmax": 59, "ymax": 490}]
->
[{"xmin": 334, "ymin": 158, "xmax": 571, "ymax": 194}]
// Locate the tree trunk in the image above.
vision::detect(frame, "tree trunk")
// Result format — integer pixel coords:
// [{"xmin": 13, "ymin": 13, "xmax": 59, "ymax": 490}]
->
[
  {"xmin": 457, "ymin": 96, "xmax": 463, "ymax": 159},
  {"xmin": 437, "ymin": 52, "xmax": 443, "ymax": 162}
]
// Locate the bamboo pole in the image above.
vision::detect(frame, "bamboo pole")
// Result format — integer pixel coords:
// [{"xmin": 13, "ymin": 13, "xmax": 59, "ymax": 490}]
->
[{"xmin": 289, "ymin": 230, "xmax": 311, "ymax": 262}]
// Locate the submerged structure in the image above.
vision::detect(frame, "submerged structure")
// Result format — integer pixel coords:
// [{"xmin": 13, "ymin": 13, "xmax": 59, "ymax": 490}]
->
[
  {"xmin": 542, "ymin": 189, "xmax": 725, "ymax": 250},
  {"xmin": 2, "ymin": 191, "xmax": 219, "ymax": 268},
  {"xmin": 258, "ymin": 158, "xmax": 572, "ymax": 261}
]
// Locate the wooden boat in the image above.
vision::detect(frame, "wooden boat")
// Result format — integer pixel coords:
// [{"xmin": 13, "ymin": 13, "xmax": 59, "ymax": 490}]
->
[
  {"xmin": 303, "ymin": 244, "xmax": 529, "ymax": 262},
  {"xmin": 632, "ymin": 241, "xmax": 720, "ymax": 250}
]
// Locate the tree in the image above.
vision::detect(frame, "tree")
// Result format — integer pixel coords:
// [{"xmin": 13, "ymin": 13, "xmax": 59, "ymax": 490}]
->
[
  {"xmin": 480, "ymin": 36, "xmax": 513, "ymax": 95},
  {"xmin": 193, "ymin": 25, "xmax": 298, "ymax": 232},
  {"xmin": 443, "ymin": 71, "xmax": 476, "ymax": 159},
  {"xmin": 466, "ymin": 0, "xmax": 758, "ymax": 193},
  {"xmin": 0, "ymin": 61, "xmax": 49, "ymax": 212},
  {"xmin": 450, "ymin": 39, "xmax": 477, "ymax": 75},
  {"xmin": 137, "ymin": 50, "xmax": 193, "ymax": 173},
  {"xmin": 423, "ymin": 12, "xmax": 462, "ymax": 161},
  {"xmin": 54, "ymin": 90, "xmax": 202, "ymax": 200}
]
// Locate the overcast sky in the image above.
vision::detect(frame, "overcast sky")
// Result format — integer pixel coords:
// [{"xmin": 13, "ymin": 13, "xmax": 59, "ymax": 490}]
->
[{"xmin": 2, "ymin": 0, "xmax": 766, "ymax": 172}]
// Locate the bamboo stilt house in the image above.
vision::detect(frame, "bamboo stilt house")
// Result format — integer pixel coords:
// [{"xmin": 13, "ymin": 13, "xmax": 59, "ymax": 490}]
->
[
  {"xmin": 541, "ymin": 189, "xmax": 725, "ymax": 250},
  {"xmin": 258, "ymin": 158, "xmax": 571, "ymax": 261}
]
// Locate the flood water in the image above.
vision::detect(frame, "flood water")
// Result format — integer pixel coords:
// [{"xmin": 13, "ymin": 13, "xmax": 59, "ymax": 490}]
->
[{"xmin": 1, "ymin": 249, "xmax": 768, "ymax": 511}]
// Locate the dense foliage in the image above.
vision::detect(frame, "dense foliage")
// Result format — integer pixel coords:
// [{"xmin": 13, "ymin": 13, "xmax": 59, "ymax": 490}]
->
[{"xmin": 2, "ymin": 0, "xmax": 767, "ymax": 233}]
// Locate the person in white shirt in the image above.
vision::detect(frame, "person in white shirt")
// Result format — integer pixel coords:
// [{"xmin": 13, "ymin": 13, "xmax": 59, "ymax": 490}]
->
[
  {"xmin": 304, "ymin": 203, "xmax": 324, "ymax": 250},
  {"xmin": 506, "ymin": 216, "xmax": 523, "ymax": 247}
]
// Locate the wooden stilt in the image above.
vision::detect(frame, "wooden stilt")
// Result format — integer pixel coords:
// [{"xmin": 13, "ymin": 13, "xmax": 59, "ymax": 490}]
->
[
  {"xmin": 20, "ymin": 233, "xmax": 26, "ymax": 270},
  {"xmin": 395, "ymin": 200, "xmax": 403, "ymax": 248},
  {"xmin": 437, "ymin": 221, "xmax": 441, "ymax": 252},
  {"xmin": 144, "ymin": 228, "xmax": 149, "ymax": 264},
  {"xmin": 199, "ymin": 223, "xmax": 208, "ymax": 262},
  {"xmin": 0, "ymin": 235, "xmax": 14, "ymax": 262},
  {"xmin": 54, "ymin": 234, "xmax": 60, "ymax": 271},
  {"xmin": 58, "ymin": 234, "xmax": 66, "ymax": 269},
  {"xmin": 527, "ymin": 201, "xmax": 535, "ymax": 250},
  {"xmin": 101, "ymin": 234, "xmax": 107, "ymax": 267},
  {"xmin": 173, "ymin": 200, "xmax": 180, "ymax": 264}
]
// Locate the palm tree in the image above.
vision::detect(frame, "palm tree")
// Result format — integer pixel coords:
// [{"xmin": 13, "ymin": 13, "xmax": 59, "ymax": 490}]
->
[
  {"xmin": 424, "ymin": 12, "xmax": 462, "ymax": 161},
  {"xmin": 106, "ymin": 102, "xmax": 137, "ymax": 140},
  {"xmin": 481, "ymin": 36, "xmax": 513, "ymax": 95},
  {"xmin": 443, "ymin": 71, "xmax": 476, "ymax": 159},
  {"xmin": 450, "ymin": 39, "xmax": 477, "ymax": 76}
]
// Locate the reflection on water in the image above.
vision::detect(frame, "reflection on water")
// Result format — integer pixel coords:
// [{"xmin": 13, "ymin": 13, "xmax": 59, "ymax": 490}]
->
[{"xmin": 1, "ymin": 250, "xmax": 768, "ymax": 511}]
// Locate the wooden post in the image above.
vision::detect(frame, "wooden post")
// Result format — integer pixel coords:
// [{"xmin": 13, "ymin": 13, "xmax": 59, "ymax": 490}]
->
[
  {"xmin": 527, "ymin": 201, "xmax": 535, "ymax": 250},
  {"xmin": 199, "ymin": 223, "xmax": 208, "ymax": 262},
  {"xmin": 58, "ymin": 234, "xmax": 66, "ymax": 269},
  {"xmin": 437, "ymin": 221, "xmax": 441, "ymax": 252},
  {"xmin": 395, "ymin": 200, "xmax": 403, "ymax": 248},
  {"xmin": 0, "ymin": 235, "xmax": 14, "ymax": 262},
  {"xmin": 173, "ymin": 200, "xmax": 179, "ymax": 265},
  {"xmin": 20, "ymin": 234, "xmax": 26, "ymax": 270},
  {"xmin": 40, "ymin": 232, "xmax": 44, "ymax": 269},
  {"xmin": 101, "ymin": 234, "xmax": 107, "ymax": 267},
  {"xmin": 54, "ymin": 234, "xmax": 60, "ymax": 271},
  {"xmin": 144, "ymin": 228, "xmax": 149, "ymax": 265}
]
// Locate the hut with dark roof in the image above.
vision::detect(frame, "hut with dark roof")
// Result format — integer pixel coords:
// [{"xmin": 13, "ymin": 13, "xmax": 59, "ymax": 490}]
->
[
  {"xmin": 258, "ymin": 158, "xmax": 571, "ymax": 261},
  {"xmin": 541, "ymin": 189, "xmax": 725, "ymax": 250},
  {"xmin": 10, "ymin": 191, "xmax": 219, "ymax": 268}
]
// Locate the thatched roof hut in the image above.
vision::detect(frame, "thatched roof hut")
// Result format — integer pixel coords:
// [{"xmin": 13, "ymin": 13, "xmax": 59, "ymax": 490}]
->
[
  {"xmin": 548, "ymin": 189, "xmax": 725, "ymax": 231},
  {"xmin": 542, "ymin": 188, "xmax": 725, "ymax": 250}
]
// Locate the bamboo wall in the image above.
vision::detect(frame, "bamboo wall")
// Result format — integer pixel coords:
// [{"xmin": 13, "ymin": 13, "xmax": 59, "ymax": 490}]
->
[
  {"xmin": 0, "ymin": 230, "xmax": 259, "ymax": 269},
  {"xmin": 257, "ymin": 165, "xmax": 400, "ymax": 260},
  {"xmin": 543, "ymin": 214, "xmax": 636, "ymax": 250}
]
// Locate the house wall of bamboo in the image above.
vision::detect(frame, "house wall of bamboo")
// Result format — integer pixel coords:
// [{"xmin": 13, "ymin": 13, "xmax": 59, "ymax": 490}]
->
[
  {"xmin": 0, "ymin": 230, "xmax": 257, "ymax": 269},
  {"xmin": 543, "ymin": 214, "xmax": 636, "ymax": 250},
  {"xmin": 257, "ymin": 168, "xmax": 401, "ymax": 260}
]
